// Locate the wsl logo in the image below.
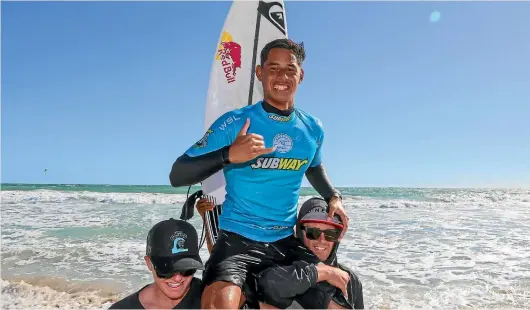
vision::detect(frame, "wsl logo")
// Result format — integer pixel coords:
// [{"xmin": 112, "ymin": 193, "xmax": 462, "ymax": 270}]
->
[{"xmin": 273, "ymin": 133, "xmax": 293, "ymax": 153}]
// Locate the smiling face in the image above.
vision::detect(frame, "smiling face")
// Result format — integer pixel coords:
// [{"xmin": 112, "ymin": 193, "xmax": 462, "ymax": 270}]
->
[
  {"xmin": 144, "ymin": 256, "xmax": 193, "ymax": 300},
  {"xmin": 256, "ymin": 47, "xmax": 304, "ymax": 109},
  {"xmin": 301, "ymin": 222, "xmax": 337, "ymax": 261}
]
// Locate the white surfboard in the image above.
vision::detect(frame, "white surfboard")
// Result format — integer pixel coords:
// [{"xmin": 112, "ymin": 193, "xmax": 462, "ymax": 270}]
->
[
  {"xmin": 201, "ymin": 0, "xmax": 288, "ymax": 201},
  {"xmin": 199, "ymin": 0, "xmax": 289, "ymax": 244}
]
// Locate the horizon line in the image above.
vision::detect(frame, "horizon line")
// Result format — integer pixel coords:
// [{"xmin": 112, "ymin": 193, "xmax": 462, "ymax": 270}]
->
[{"xmin": 1, "ymin": 182, "xmax": 529, "ymax": 190}]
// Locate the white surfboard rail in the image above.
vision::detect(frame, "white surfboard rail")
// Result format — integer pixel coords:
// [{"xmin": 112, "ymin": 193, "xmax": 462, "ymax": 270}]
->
[{"xmin": 200, "ymin": 0, "xmax": 289, "ymax": 246}]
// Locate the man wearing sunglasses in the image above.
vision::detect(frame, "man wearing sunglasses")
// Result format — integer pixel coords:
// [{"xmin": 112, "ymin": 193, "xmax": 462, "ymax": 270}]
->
[
  {"xmin": 109, "ymin": 218, "xmax": 204, "ymax": 309},
  {"xmin": 193, "ymin": 196, "xmax": 363, "ymax": 309},
  {"xmin": 258, "ymin": 197, "xmax": 364, "ymax": 309}
]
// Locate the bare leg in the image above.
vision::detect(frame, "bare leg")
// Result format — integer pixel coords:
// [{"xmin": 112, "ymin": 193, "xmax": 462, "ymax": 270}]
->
[
  {"xmin": 238, "ymin": 292, "xmax": 247, "ymax": 308},
  {"xmin": 201, "ymin": 281, "xmax": 242, "ymax": 309},
  {"xmin": 259, "ymin": 302, "xmax": 279, "ymax": 309}
]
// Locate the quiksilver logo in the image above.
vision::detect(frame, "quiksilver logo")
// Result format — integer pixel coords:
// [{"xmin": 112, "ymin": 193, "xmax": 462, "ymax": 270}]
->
[
  {"xmin": 268, "ymin": 114, "xmax": 292, "ymax": 122},
  {"xmin": 258, "ymin": 1, "xmax": 286, "ymax": 35}
]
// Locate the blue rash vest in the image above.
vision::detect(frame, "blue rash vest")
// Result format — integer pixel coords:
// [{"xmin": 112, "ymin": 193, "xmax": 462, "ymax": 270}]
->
[{"xmin": 185, "ymin": 101, "xmax": 324, "ymax": 242}]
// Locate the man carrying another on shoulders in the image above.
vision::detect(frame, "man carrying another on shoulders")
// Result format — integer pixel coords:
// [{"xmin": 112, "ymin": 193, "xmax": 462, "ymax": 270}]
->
[
  {"xmin": 258, "ymin": 197, "xmax": 364, "ymax": 309},
  {"xmin": 169, "ymin": 38, "xmax": 348, "ymax": 309},
  {"xmin": 109, "ymin": 218, "xmax": 203, "ymax": 309},
  {"xmin": 194, "ymin": 196, "xmax": 363, "ymax": 309}
]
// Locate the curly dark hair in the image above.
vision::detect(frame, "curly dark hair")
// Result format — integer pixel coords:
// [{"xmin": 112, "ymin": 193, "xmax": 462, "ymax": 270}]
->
[{"xmin": 260, "ymin": 38, "xmax": 306, "ymax": 66}]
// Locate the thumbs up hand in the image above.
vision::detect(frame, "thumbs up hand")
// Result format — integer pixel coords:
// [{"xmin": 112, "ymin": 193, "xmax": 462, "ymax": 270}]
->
[{"xmin": 228, "ymin": 118, "xmax": 276, "ymax": 164}]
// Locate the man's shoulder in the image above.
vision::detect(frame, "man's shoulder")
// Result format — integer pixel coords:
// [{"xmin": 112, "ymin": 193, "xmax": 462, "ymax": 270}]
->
[
  {"xmin": 189, "ymin": 276, "xmax": 203, "ymax": 291},
  {"xmin": 187, "ymin": 277, "xmax": 204, "ymax": 298},
  {"xmin": 295, "ymin": 108, "xmax": 324, "ymax": 131},
  {"xmin": 176, "ymin": 277, "xmax": 203, "ymax": 309},
  {"xmin": 108, "ymin": 288, "xmax": 144, "ymax": 309},
  {"xmin": 218, "ymin": 104, "xmax": 255, "ymax": 118},
  {"xmin": 209, "ymin": 105, "xmax": 254, "ymax": 131}
]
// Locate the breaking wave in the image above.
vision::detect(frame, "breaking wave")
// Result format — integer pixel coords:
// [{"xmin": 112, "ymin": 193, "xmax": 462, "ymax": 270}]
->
[
  {"xmin": 2, "ymin": 188, "xmax": 529, "ymax": 208},
  {"xmin": 1, "ymin": 190, "xmax": 187, "ymax": 205},
  {"xmin": 1, "ymin": 276, "xmax": 122, "ymax": 309}
]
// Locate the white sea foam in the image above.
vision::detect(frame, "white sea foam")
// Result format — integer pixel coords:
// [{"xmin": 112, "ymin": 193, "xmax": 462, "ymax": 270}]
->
[
  {"xmin": 1, "ymin": 189, "xmax": 186, "ymax": 205},
  {"xmin": 1, "ymin": 278, "xmax": 118, "ymax": 309},
  {"xmin": 2, "ymin": 188, "xmax": 529, "ymax": 207},
  {"xmin": 2, "ymin": 188, "xmax": 530, "ymax": 309}
]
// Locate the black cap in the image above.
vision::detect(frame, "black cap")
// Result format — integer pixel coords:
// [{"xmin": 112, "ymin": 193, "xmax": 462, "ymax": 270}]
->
[
  {"xmin": 299, "ymin": 197, "xmax": 344, "ymax": 229},
  {"xmin": 146, "ymin": 218, "xmax": 204, "ymax": 275}
]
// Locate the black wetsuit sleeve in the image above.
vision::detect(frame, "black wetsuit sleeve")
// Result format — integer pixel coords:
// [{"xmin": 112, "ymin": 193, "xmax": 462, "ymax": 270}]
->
[
  {"xmin": 331, "ymin": 265, "xmax": 364, "ymax": 309},
  {"xmin": 295, "ymin": 282, "xmax": 335, "ymax": 309},
  {"xmin": 257, "ymin": 261, "xmax": 319, "ymax": 308},
  {"xmin": 169, "ymin": 146, "xmax": 230, "ymax": 187},
  {"xmin": 354, "ymin": 281, "xmax": 364, "ymax": 309},
  {"xmin": 351, "ymin": 272, "xmax": 364, "ymax": 309},
  {"xmin": 305, "ymin": 163, "xmax": 341, "ymax": 202}
]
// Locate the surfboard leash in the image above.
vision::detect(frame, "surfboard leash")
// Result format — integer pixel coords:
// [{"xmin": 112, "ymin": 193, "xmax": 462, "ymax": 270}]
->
[{"xmin": 181, "ymin": 184, "xmax": 208, "ymax": 249}]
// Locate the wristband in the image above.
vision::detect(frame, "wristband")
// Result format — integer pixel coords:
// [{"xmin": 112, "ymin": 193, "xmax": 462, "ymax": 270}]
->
[
  {"xmin": 326, "ymin": 192, "xmax": 342, "ymax": 204},
  {"xmin": 221, "ymin": 146, "xmax": 231, "ymax": 166}
]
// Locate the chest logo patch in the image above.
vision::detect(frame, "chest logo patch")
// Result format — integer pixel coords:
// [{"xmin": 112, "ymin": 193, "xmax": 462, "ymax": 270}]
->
[
  {"xmin": 273, "ymin": 133, "xmax": 293, "ymax": 153},
  {"xmin": 250, "ymin": 157, "xmax": 308, "ymax": 171}
]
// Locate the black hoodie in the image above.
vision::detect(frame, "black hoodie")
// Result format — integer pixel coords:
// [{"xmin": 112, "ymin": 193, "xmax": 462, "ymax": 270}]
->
[{"xmin": 257, "ymin": 197, "xmax": 364, "ymax": 309}]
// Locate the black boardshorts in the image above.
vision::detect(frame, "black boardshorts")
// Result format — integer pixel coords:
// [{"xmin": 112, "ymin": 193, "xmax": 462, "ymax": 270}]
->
[{"xmin": 202, "ymin": 230, "xmax": 320, "ymax": 290}]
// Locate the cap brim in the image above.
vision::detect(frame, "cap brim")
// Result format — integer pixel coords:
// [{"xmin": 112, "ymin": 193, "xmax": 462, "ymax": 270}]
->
[
  {"xmin": 151, "ymin": 255, "xmax": 204, "ymax": 274},
  {"xmin": 299, "ymin": 219, "xmax": 344, "ymax": 230},
  {"xmin": 171, "ymin": 257, "xmax": 204, "ymax": 271}
]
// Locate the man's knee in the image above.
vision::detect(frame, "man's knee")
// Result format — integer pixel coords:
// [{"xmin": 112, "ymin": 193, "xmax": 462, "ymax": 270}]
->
[
  {"xmin": 201, "ymin": 281, "xmax": 242, "ymax": 309},
  {"xmin": 259, "ymin": 302, "xmax": 280, "ymax": 309}
]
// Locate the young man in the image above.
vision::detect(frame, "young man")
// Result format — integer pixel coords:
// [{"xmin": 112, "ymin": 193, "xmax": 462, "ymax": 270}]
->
[
  {"xmin": 169, "ymin": 38, "xmax": 348, "ymax": 309},
  {"xmin": 258, "ymin": 197, "xmax": 364, "ymax": 309},
  {"xmin": 109, "ymin": 218, "xmax": 204, "ymax": 309}
]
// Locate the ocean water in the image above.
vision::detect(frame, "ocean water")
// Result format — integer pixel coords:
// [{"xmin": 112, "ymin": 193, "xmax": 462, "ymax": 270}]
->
[{"xmin": 1, "ymin": 184, "xmax": 530, "ymax": 309}]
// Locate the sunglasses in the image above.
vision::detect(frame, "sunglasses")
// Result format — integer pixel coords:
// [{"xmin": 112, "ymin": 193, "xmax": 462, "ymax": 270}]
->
[
  {"xmin": 302, "ymin": 226, "xmax": 341, "ymax": 242},
  {"xmin": 155, "ymin": 268, "xmax": 197, "ymax": 279}
]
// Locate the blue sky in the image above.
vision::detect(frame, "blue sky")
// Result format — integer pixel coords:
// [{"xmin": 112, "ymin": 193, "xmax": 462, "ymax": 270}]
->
[{"xmin": 2, "ymin": 1, "xmax": 529, "ymax": 188}]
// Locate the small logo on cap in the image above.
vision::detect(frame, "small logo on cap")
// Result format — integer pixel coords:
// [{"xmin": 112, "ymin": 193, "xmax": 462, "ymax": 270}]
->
[
  {"xmin": 170, "ymin": 231, "xmax": 188, "ymax": 254},
  {"xmin": 308, "ymin": 206, "xmax": 327, "ymax": 215}
]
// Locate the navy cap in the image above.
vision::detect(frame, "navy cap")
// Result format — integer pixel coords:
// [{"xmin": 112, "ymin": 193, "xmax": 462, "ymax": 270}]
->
[{"xmin": 146, "ymin": 218, "xmax": 203, "ymax": 274}]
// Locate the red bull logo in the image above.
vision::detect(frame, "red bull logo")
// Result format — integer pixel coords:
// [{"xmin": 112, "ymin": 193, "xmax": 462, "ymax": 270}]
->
[{"xmin": 216, "ymin": 32, "xmax": 241, "ymax": 84}]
